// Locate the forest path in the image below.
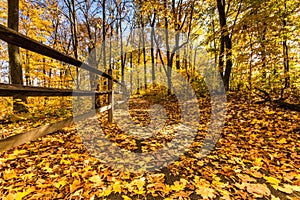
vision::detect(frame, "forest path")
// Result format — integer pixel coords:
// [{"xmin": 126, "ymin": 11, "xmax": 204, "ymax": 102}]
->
[{"xmin": 0, "ymin": 93, "xmax": 299, "ymax": 199}]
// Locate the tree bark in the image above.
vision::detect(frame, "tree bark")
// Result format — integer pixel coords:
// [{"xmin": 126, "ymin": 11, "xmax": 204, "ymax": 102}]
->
[
  {"xmin": 119, "ymin": 9, "xmax": 126, "ymax": 90},
  {"xmin": 8, "ymin": 0, "xmax": 27, "ymax": 113},
  {"xmin": 216, "ymin": 0, "xmax": 233, "ymax": 91},
  {"xmin": 283, "ymin": 0, "xmax": 290, "ymax": 89},
  {"xmin": 164, "ymin": 0, "xmax": 172, "ymax": 95},
  {"xmin": 141, "ymin": 25, "xmax": 147, "ymax": 89},
  {"xmin": 25, "ymin": 49, "xmax": 30, "ymax": 86},
  {"xmin": 150, "ymin": 13, "xmax": 156, "ymax": 84}
]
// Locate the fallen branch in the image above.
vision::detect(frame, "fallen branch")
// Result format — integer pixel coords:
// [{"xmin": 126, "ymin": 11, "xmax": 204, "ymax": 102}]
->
[
  {"xmin": 254, "ymin": 87, "xmax": 300, "ymax": 112},
  {"xmin": 273, "ymin": 99, "xmax": 300, "ymax": 112}
]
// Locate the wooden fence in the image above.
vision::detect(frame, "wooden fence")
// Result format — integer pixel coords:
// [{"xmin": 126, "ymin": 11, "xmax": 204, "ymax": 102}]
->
[{"xmin": 0, "ymin": 24, "xmax": 123, "ymax": 152}]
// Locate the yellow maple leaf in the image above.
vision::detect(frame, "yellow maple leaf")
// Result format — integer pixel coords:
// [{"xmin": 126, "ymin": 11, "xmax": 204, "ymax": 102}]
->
[
  {"xmin": 263, "ymin": 176, "xmax": 280, "ymax": 188},
  {"xmin": 72, "ymin": 172, "xmax": 79, "ymax": 178},
  {"xmin": 271, "ymin": 195, "xmax": 280, "ymax": 200},
  {"xmin": 194, "ymin": 176, "xmax": 210, "ymax": 186},
  {"xmin": 70, "ymin": 179, "xmax": 81, "ymax": 193},
  {"xmin": 133, "ymin": 188, "xmax": 145, "ymax": 195},
  {"xmin": 122, "ymin": 195, "xmax": 131, "ymax": 200},
  {"xmin": 13, "ymin": 149, "xmax": 27, "ymax": 155},
  {"xmin": 162, "ymin": 184, "xmax": 172, "ymax": 194},
  {"xmin": 218, "ymin": 189, "xmax": 230, "ymax": 200},
  {"xmin": 60, "ymin": 158, "xmax": 71, "ymax": 165},
  {"xmin": 43, "ymin": 163, "xmax": 53, "ymax": 173},
  {"xmin": 54, "ymin": 180, "xmax": 67, "ymax": 189},
  {"xmin": 277, "ymin": 138, "xmax": 287, "ymax": 144},
  {"xmin": 101, "ymin": 187, "xmax": 112, "ymax": 196},
  {"xmin": 253, "ymin": 157, "xmax": 264, "ymax": 167},
  {"xmin": 135, "ymin": 178, "xmax": 145, "ymax": 190},
  {"xmin": 130, "ymin": 177, "xmax": 145, "ymax": 194},
  {"xmin": 22, "ymin": 173, "xmax": 34, "ymax": 181},
  {"xmin": 265, "ymin": 109, "xmax": 275, "ymax": 115},
  {"xmin": 89, "ymin": 175, "xmax": 103, "ymax": 185},
  {"xmin": 171, "ymin": 181, "xmax": 185, "ymax": 192},
  {"xmin": 113, "ymin": 181, "xmax": 122, "ymax": 194},
  {"xmin": 70, "ymin": 153, "xmax": 79, "ymax": 159},
  {"xmin": 16, "ymin": 188, "xmax": 33, "ymax": 200},
  {"xmin": 3, "ymin": 169, "xmax": 17, "ymax": 180}
]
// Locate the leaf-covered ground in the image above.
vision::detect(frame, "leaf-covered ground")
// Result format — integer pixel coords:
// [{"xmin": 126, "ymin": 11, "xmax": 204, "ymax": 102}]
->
[
  {"xmin": 0, "ymin": 93, "xmax": 299, "ymax": 199},
  {"xmin": 0, "ymin": 97, "xmax": 72, "ymax": 140}
]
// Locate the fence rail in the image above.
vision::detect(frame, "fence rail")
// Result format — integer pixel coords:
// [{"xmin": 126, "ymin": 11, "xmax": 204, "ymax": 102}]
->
[
  {"xmin": 0, "ymin": 24, "xmax": 122, "ymax": 86},
  {"xmin": 0, "ymin": 83, "xmax": 111, "ymax": 97}
]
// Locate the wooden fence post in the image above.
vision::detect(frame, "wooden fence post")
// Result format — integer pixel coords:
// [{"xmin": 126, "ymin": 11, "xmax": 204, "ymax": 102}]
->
[{"xmin": 108, "ymin": 68, "xmax": 113, "ymax": 123}]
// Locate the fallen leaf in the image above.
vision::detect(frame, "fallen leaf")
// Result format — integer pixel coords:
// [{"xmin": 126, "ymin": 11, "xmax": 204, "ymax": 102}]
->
[
  {"xmin": 277, "ymin": 138, "xmax": 287, "ymax": 144},
  {"xmin": 277, "ymin": 184, "xmax": 293, "ymax": 194},
  {"xmin": 16, "ymin": 188, "xmax": 33, "ymax": 200},
  {"xmin": 70, "ymin": 179, "xmax": 81, "ymax": 193},
  {"xmin": 122, "ymin": 195, "xmax": 131, "ymax": 200},
  {"xmin": 246, "ymin": 183, "xmax": 271, "ymax": 197},
  {"xmin": 196, "ymin": 186, "xmax": 215, "ymax": 199},
  {"xmin": 264, "ymin": 176, "xmax": 281, "ymax": 188}
]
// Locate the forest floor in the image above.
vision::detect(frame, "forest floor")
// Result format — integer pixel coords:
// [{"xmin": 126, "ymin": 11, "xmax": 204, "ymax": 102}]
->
[{"xmin": 0, "ymin": 92, "xmax": 299, "ymax": 200}]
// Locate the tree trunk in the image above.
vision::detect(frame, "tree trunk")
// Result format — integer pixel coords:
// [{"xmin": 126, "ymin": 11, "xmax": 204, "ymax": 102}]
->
[
  {"xmin": 150, "ymin": 13, "xmax": 156, "ymax": 84},
  {"xmin": 69, "ymin": 0, "xmax": 79, "ymax": 88},
  {"xmin": 248, "ymin": 32, "xmax": 253, "ymax": 104},
  {"xmin": 141, "ymin": 25, "xmax": 147, "ymax": 89},
  {"xmin": 216, "ymin": 0, "xmax": 233, "ymax": 91},
  {"xmin": 119, "ymin": 13, "xmax": 126, "ymax": 90},
  {"xmin": 8, "ymin": 0, "xmax": 27, "ymax": 113},
  {"xmin": 261, "ymin": 25, "xmax": 267, "ymax": 85},
  {"xmin": 102, "ymin": 0, "xmax": 107, "ymax": 105},
  {"xmin": 130, "ymin": 52, "xmax": 133, "ymax": 94},
  {"xmin": 283, "ymin": 0, "xmax": 290, "ymax": 89},
  {"xmin": 25, "ymin": 49, "xmax": 30, "ymax": 86},
  {"xmin": 164, "ymin": 0, "xmax": 172, "ymax": 95}
]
